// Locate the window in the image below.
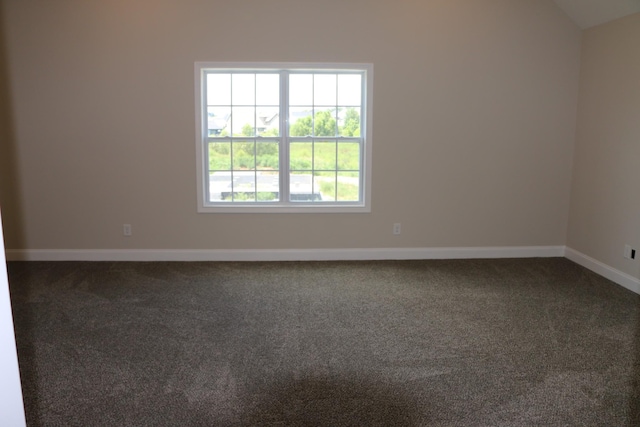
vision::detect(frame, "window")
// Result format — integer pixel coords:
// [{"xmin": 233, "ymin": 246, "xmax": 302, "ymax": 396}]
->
[{"xmin": 195, "ymin": 63, "xmax": 373, "ymax": 213}]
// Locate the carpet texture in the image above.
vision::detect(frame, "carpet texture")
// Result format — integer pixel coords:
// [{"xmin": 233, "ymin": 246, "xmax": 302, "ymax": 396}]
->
[{"xmin": 7, "ymin": 258, "xmax": 640, "ymax": 426}]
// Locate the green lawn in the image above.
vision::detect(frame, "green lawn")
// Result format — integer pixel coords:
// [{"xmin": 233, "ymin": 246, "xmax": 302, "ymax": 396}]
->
[
  {"xmin": 209, "ymin": 140, "xmax": 360, "ymax": 201},
  {"xmin": 209, "ymin": 140, "xmax": 360, "ymax": 172}
]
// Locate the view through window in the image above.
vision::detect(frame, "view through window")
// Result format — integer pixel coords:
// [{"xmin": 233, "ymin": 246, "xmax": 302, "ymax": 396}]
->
[{"xmin": 195, "ymin": 63, "xmax": 372, "ymax": 213}]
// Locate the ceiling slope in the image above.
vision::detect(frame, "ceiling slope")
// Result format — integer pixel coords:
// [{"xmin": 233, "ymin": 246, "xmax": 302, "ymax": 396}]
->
[{"xmin": 553, "ymin": 0, "xmax": 640, "ymax": 29}]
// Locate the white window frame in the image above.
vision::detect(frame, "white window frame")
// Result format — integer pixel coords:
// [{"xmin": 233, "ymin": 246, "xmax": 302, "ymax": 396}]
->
[{"xmin": 194, "ymin": 62, "xmax": 373, "ymax": 213}]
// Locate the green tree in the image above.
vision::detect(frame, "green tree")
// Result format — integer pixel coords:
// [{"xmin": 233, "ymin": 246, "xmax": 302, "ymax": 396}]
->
[
  {"xmin": 340, "ymin": 108, "xmax": 360, "ymax": 137},
  {"xmin": 260, "ymin": 127, "xmax": 279, "ymax": 137},
  {"xmin": 290, "ymin": 115, "xmax": 313, "ymax": 136},
  {"xmin": 290, "ymin": 111, "xmax": 336, "ymax": 137},
  {"xmin": 241, "ymin": 123, "xmax": 255, "ymax": 137},
  {"xmin": 314, "ymin": 110, "xmax": 336, "ymax": 137}
]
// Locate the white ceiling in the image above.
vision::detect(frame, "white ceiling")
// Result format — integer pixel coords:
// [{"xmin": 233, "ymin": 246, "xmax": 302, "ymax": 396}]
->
[{"xmin": 553, "ymin": 0, "xmax": 640, "ymax": 29}]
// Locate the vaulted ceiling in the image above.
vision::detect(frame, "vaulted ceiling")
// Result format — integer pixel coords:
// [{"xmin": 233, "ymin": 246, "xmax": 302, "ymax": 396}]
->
[{"xmin": 553, "ymin": 0, "xmax": 640, "ymax": 29}]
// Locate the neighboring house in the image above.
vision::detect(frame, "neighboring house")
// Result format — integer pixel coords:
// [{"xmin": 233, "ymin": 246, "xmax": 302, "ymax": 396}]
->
[
  {"xmin": 256, "ymin": 111, "xmax": 278, "ymax": 134},
  {"xmin": 208, "ymin": 111, "xmax": 280, "ymax": 136},
  {"xmin": 208, "ymin": 114, "xmax": 230, "ymax": 136}
]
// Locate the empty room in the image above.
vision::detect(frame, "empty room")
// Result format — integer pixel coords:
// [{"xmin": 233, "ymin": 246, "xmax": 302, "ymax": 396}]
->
[{"xmin": 1, "ymin": 0, "xmax": 639, "ymax": 425}]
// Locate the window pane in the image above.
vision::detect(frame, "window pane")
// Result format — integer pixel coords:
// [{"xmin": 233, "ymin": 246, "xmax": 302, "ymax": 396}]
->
[
  {"xmin": 314, "ymin": 74, "xmax": 336, "ymax": 106},
  {"xmin": 232, "ymin": 74, "xmax": 255, "ymax": 105},
  {"xmin": 257, "ymin": 192, "xmax": 278, "ymax": 202},
  {"xmin": 232, "ymin": 171, "xmax": 257, "ymax": 201},
  {"xmin": 232, "ymin": 141, "xmax": 255, "ymax": 170},
  {"xmin": 210, "ymin": 172, "xmax": 232, "ymax": 202},
  {"xmin": 207, "ymin": 73, "xmax": 231, "ymax": 105},
  {"xmin": 256, "ymin": 108, "xmax": 279, "ymax": 136},
  {"xmin": 207, "ymin": 107, "xmax": 231, "ymax": 137},
  {"xmin": 337, "ymin": 171, "xmax": 360, "ymax": 201},
  {"xmin": 289, "ymin": 108, "xmax": 312, "ymax": 137},
  {"xmin": 290, "ymin": 142, "xmax": 312, "ymax": 171},
  {"xmin": 338, "ymin": 107, "xmax": 361, "ymax": 137},
  {"xmin": 290, "ymin": 172, "xmax": 320, "ymax": 201},
  {"xmin": 314, "ymin": 108, "xmax": 337, "ymax": 137},
  {"xmin": 198, "ymin": 64, "xmax": 370, "ymax": 210},
  {"xmin": 315, "ymin": 171, "xmax": 336, "ymax": 201},
  {"xmin": 256, "ymin": 141, "xmax": 279, "ymax": 170},
  {"xmin": 314, "ymin": 141, "xmax": 336, "ymax": 170},
  {"xmin": 256, "ymin": 171, "xmax": 279, "ymax": 202},
  {"xmin": 337, "ymin": 142, "xmax": 360, "ymax": 170},
  {"xmin": 256, "ymin": 74, "xmax": 279, "ymax": 105},
  {"xmin": 337, "ymin": 74, "xmax": 362, "ymax": 106},
  {"xmin": 232, "ymin": 107, "xmax": 255, "ymax": 136},
  {"xmin": 289, "ymin": 74, "xmax": 312, "ymax": 105},
  {"xmin": 209, "ymin": 142, "xmax": 231, "ymax": 170}
]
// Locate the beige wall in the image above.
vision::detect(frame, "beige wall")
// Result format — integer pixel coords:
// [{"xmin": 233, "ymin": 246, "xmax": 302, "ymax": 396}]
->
[
  {"xmin": 0, "ymin": 0, "xmax": 581, "ymax": 251},
  {"xmin": 0, "ymin": 4, "xmax": 23, "ymax": 248},
  {"xmin": 567, "ymin": 13, "xmax": 640, "ymax": 279}
]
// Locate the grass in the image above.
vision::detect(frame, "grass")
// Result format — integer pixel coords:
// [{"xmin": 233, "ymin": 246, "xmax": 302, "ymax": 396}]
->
[
  {"xmin": 208, "ymin": 140, "xmax": 360, "ymax": 172},
  {"xmin": 317, "ymin": 179, "xmax": 359, "ymax": 201},
  {"xmin": 209, "ymin": 140, "xmax": 360, "ymax": 201}
]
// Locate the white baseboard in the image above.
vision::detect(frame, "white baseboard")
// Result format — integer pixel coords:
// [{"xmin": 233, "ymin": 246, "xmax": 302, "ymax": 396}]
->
[
  {"xmin": 565, "ymin": 247, "xmax": 640, "ymax": 294},
  {"xmin": 5, "ymin": 246, "xmax": 565, "ymax": 262},
  {"xmin": 7, "ymin": 246, "xmax": 637, "ymax": 295}
]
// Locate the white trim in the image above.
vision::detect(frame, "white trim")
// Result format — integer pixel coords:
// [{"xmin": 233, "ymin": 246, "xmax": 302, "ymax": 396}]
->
[
  {"xmin": 194, "ymin": 62, "xmax": 373, "ymax": 214},
  {"xmin": 565, "ymin": 247, "xmax": 640, "ymax": 294},
  {"xmin": 0, "ymin": 210, "xmax": 27, "ymax": 426},
  {"xmin": 5, "ymin": 246, "xmax": 564, "ymax": 262},
  {"xmin": 8, "ymin": 246, "xmax": 638, "ymax": 296}
]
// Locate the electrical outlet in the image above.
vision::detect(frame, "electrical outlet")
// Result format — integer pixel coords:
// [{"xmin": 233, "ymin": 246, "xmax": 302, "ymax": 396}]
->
[
  {"xmin": 123, "ymin": 224, "xmax": 132, "ymax": 237},
  {"xmin": 624, "ymin": 245, "xmax": 636, "ymax": 260},
  {"xmin": 393, "ymin": 223, "xmax": 401, "ymax": 235}
]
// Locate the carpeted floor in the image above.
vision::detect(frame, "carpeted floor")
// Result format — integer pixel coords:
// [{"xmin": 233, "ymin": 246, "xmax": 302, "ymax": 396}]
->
[{"xmin": 7, "ymin": 258, "xmax": 640, "ymax": 426}]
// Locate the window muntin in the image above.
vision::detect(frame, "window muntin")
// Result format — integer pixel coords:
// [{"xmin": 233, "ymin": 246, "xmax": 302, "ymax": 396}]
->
[{"xmin": 196, "ymin": 63, "xmax": 372, "ymax": 213}]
